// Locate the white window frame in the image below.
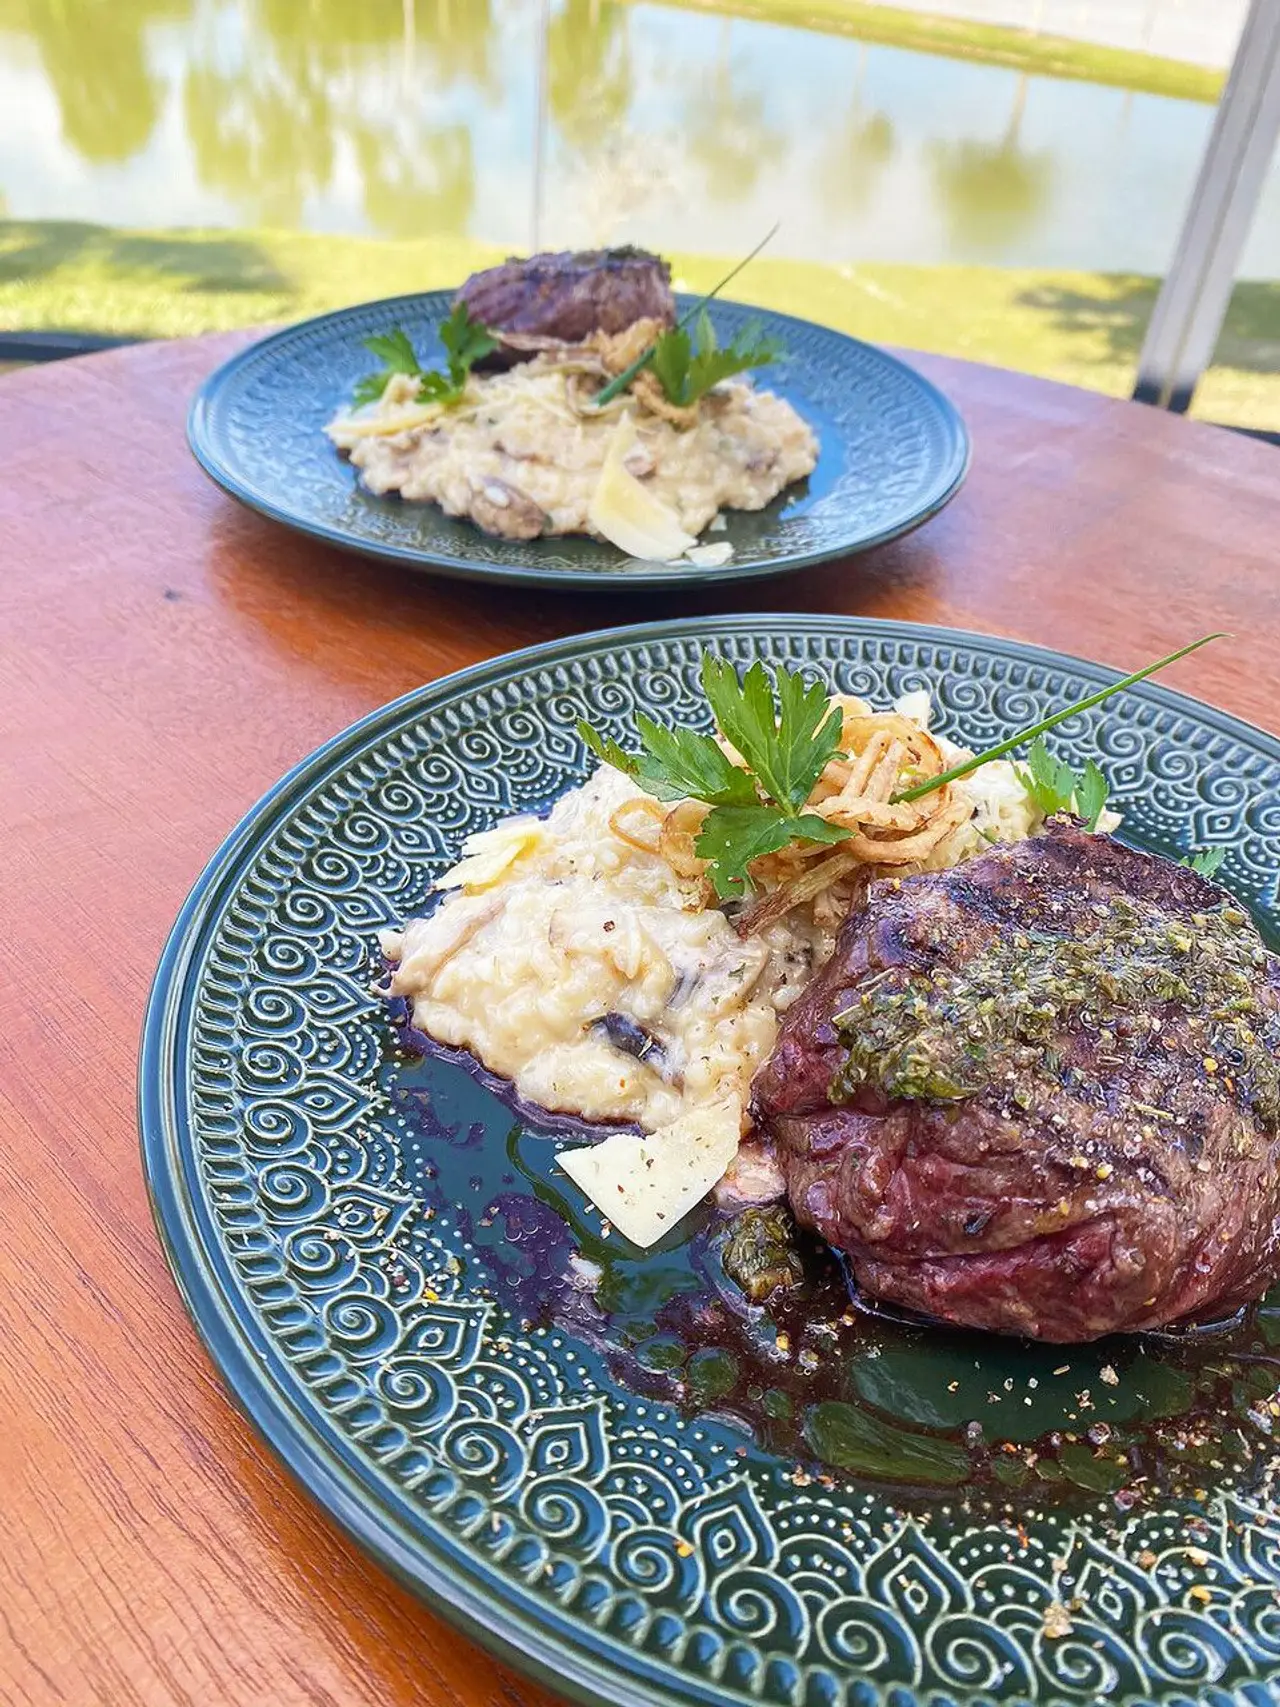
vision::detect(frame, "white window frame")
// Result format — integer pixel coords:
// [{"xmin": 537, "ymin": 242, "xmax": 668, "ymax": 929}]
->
[{"xmin": 1134, "ymin": 0, "xmax": 1280, "ymax": 413}]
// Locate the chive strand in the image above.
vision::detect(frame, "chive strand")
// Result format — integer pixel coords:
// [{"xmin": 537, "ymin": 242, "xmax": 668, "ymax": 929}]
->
[
  {"xmin": 594, "ymin": 222, "xmax": 780, "ymax": 408},
  {"xmin": 892, "ymin": 633, "xmax": 1226, "ymax": 805}
]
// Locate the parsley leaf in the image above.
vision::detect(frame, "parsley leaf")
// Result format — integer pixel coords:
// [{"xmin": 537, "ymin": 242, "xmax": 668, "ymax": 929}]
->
[
  {"xmin": 363, "ymin": 328, "xmax": 422, "ymax": 376},
  {"xmin": 633, "ymin": 712, "xmax": 759, "ymax": 807},
  {"xmin": 352, "ymin": 370, "xmax": 396, "ymax": 408},
  {"xmin": 650, "ymin": 324, "xmax": 693, "ymax": 409},
  {"xmin": 1014, "ymin": 735, "xmax": 1076, "ymax": 816},
  {"xmin": 1013, "ymin": 736, "xmax": 1110, "ymax": 829},
  {"xmin": 1074, "ymin": 760, "xmax": 1109, "ymax": 831},
  {"xmin": 687, "ymin": 311, "xmax": 783, "ymax": 397},
  {"xmin": 577, "ymin": 715, "xmax": 755, "ymax": 806},
  {"xmin": 577, "ymin": 720, "xmax": 685, "ymax": 802},
  {"xmin": 693, "ymin": 806, "xmax": 799, "ymax": 896},
  {"xmin": 650, "ymin": 311, "xmax": 783, "ymax": 408},
  {"xmin": 1182, "ymin": 847, "xmax": 1227, "ymax": 878},
  {"xmin": 701, "ymin": 654, "xmax": 842, "ymax": 812},
  {"xmin": 415, "ymin": 370, "xmax": 462, "ymax": 403},
  {"xmin": 577, "ymin": 651, "xmax": 850, "ymax": 899},
  {"xmin": 577, "ymin": 722, "xmax": 639, "ymax": 778},
  {"xmin": 438, "ymin": 300, "xmax": 498, "ymax": 388},
  {"xmin": 695, "ymin": 806, "xmax": 847, "ymax": 898},
  {"xmin": 352, "ymin": 306, "xmax": 495, "ymax": 408}
]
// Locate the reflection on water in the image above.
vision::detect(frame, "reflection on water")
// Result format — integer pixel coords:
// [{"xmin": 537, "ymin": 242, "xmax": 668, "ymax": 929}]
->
[
  {"xmin": 2, "ymin": 0, "xmax": 1279, "ymax": 275},
  {"xmin": 177, "ymin": 0, "xmax": 499, "ymax": 237},
  {"xmin": 927, "ymin": 75, "xmax": 1053, "ymax": 255},
  {"xmin": 549, "ymin": 0, "xmax": 631, "ymax": 156},
  {"xmin": 682, "ymin": 18, "xmax": 785, "ymax": 202}
]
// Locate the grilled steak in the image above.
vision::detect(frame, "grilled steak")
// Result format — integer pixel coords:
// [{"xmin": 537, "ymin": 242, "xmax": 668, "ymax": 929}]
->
[
  {"xmin": 455, "ymin": 247, "xmax": 675, "ymax": 347},
  {"xmin": 751, "ymin": 822, "xmax": 1280, "ymax": 1341}
]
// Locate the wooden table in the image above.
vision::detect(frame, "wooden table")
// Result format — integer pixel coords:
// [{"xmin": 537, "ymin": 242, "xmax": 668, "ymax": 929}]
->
[{"xmin": 2, "ymin": 330, "xmax": 1278, "ymax": 1707}]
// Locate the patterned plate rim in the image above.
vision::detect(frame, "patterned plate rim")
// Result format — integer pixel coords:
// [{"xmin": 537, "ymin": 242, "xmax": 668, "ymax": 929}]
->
[
  {"xmin": 139, "ymin": 614, "xmax": 1280, "ymax": 1707},
  {"xmin": 185, "ymin": 292, "xmax": 971, "ymax": 590}
]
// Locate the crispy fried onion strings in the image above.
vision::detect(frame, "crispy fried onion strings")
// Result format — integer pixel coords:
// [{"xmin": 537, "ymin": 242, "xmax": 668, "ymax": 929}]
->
[
  {"xmin": 608, "ymin": 796, "xmax": 665, "ymax": 854},
  {"xmin": 735, "ymin": 850, "xmax": 869, "ymax": 937},
  {"xmin": 659, "ymin": 799, "xmax": 711, "ymax": 879},
  {"xmin": 623, "ymin": 709, "xmax": 975, "ymax": 930}
]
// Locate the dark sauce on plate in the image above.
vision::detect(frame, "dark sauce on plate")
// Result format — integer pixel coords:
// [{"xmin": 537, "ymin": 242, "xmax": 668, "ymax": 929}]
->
[{"xmin": 385, "ymin": 1028, "xmax": 1280, "ymax": 1517}]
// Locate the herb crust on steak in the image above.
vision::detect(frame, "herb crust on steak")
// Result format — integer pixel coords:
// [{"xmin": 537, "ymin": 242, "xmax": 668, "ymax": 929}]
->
[{"xmin": 751, "ymin": 820, "xmax": 1280, "ymax": 1341}]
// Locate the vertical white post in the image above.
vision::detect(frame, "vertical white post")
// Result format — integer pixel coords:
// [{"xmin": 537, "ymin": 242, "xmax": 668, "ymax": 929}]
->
[
  {"xmin": 531, "ymin": 0, "xmax": 550, "ymax": 253},
  {"xmin": 1133, "ymin": 0, "xmax": 1280, "ymax": 411}
]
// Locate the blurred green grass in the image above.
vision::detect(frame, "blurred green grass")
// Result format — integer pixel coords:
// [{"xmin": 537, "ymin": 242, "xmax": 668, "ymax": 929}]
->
[{"xmin": 1, "ymin": 220, "xmax": 1275, "ymax": 428}]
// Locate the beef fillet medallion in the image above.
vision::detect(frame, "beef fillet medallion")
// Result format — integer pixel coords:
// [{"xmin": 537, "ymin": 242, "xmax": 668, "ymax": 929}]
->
[{"xmin": 752, "ymin": 821, "xmax": 1280, "ymax": 1342}]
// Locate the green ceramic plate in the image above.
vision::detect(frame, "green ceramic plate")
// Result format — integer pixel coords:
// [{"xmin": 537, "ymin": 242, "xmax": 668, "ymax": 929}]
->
[
  {"xmin": 141, "ymin": 616, "xmax": 1280, "ymax": 1707},
  {"xmin": 186, "ymin": 293, "xmax": 969, "ymax": 589}
]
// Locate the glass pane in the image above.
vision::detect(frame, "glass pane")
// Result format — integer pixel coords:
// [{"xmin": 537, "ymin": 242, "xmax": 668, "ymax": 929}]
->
[
  {"xmin": 533, "ymin": 0, "xmax": 1246, "ymax": 409},
  {"xmin": 0, "ymin": 0, "xmax": 1256, "ymax": 418},
  {"xmin": 0, "ymin": 0, "xmax": 541, "ymax": 338}
]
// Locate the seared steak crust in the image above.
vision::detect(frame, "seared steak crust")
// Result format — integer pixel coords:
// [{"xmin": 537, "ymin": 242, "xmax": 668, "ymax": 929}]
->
[
  {"xmin": 455, "ymin": 247, "xmax": 675, "ymax": 345},
  {"xmin": 751, "ymin": 823, "xmax": 1280, "ymax": 1341}
]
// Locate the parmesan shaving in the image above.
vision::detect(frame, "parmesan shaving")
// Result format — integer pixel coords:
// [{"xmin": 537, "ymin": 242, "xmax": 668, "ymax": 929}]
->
[
  {"xmin": 683, "ymin": 541, "xmax": 734, "ymax": 568},
  {"xmin": 557, "ymin": 1101, "xmax": 742, "ymax": 1248},
  {"xmin": 326, "ymin": 403, "xmax": 447, "ymax": 444},
  {"xmin": 435, "ymin": 818, "xmax": 546, "ymax": 892},
  {"xmin": 893, "ymin": 688, "xmax": 933, "ymax": 729},
  {"xmin": 587, "ymin": 412, "xmax": 696, "ymax": 562}
]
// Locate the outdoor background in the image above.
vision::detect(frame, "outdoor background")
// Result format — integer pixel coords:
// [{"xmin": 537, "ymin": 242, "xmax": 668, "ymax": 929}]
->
[{"xmin": 2, "ymin": 0, "xmax": 1276, "ymax": 426}]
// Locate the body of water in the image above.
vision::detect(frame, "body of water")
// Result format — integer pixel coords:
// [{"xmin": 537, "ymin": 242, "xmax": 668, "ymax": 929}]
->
[{"xmin": 0, "ymin": 0, "xmax": 1277, "ymax": 280}]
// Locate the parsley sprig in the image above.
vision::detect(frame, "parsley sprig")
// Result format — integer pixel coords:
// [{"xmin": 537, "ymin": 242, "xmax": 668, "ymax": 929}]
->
[
  {"xmin": 579, "ymin": 655, "xmax": 849, "ymax": 898},
  {"xmin": 576, "ymin": 634, "xmax": 1227, "ymax": 903},
  {"xmin": 650, "ymin": 310, "xmax": 783, "ymax": 409},
  {"xmin": 1013, "ymin": 735, "xmax": 1109, "ymax": 830},
  {"xmin": 352, "ymin": 303, "xmax": 497, "ymax": 408},
  {"xmin": 1182, "ymin": 847, "xmax": 1227, "ymax": 878},
  {"xmin": 595, "ymin": 222, "xmax": 779, "ymax": 408}
]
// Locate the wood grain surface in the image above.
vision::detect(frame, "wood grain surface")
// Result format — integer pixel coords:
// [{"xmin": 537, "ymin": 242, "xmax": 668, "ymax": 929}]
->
[{"xmin": 2, "ymin": 330, "xmax": 1278, "ymax": 1707}]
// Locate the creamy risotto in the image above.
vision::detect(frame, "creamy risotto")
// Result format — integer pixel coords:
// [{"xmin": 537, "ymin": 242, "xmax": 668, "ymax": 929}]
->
[
  {"xmin": 329, "ymin": 360, "xmax": 817, "ymax": 546},
  {"xmin": 383, "ymin": 764, "xmax": 822, "ymax": 1132},
  {"xmin": 379, "ymin": 691, "xmax": 1098, "ymax": 1156}
]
